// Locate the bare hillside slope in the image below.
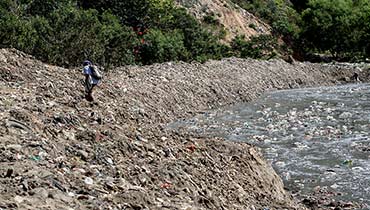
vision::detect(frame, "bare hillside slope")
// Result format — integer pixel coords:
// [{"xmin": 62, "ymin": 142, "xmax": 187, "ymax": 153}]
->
[{"xmin": 176, "ymin": 0, "xmax": 271, "ymax": 41}]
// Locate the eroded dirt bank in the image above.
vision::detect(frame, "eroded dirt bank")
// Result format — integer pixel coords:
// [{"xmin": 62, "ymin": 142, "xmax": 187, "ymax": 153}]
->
[{"xmin": 0, "ymin": 49, "xmax": 368, "ymax": 209}]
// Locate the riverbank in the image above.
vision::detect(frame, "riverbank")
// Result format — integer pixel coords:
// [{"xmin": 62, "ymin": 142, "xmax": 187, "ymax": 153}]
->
[
  {"xmin": 170, "ymin": 83, "xmax": 370, "ymax": 209},
  {"xmin": 0, "ymin": 48, "xmax": 368, "ymax": 209}
]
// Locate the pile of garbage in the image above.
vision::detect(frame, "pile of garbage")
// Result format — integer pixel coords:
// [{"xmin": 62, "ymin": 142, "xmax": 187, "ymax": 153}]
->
[{"xmin": 0, "ymin": 48, "xmax": 366, "ymax": 209}]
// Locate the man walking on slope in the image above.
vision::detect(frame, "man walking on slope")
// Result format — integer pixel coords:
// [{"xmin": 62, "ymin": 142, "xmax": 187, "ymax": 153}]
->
[{"xmin": 82, "ymin": 60, "xmax": 101, "ymax": 102}]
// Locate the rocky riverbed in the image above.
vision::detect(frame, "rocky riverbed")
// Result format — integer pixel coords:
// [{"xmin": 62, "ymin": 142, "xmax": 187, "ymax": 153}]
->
[
  {"xmin": 0, "ymin": 48, "xmax": 369, "ymax": 209},
  {"xmin": 170, "ymin": 83, "xmax": 370, "ymax": 209}
]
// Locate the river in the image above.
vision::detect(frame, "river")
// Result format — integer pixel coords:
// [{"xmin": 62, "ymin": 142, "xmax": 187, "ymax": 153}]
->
[{"xmin": 170, "ymin": 83, "xmax": 370, "ymax": 208}]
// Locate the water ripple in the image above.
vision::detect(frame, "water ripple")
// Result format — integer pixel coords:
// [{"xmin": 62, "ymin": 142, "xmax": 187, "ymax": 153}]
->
[{"xmin": 170, "ymin": 83, "xmax": 370, "ymax": 208}]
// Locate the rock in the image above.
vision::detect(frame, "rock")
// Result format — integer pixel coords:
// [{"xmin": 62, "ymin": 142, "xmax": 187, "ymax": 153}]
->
[
  {"xmin": 73, "ymin": 168, "xmax": 86, "ymax": 175},
  {"xmin": 284, "ymin": 55, "xmax": 295, "ymax": 64},
  {"xmin": 37, "ymin": 170, "xmax": 54, "ymax": 179},
  {"xmin": 30, "ymin": 187, "xmax": 49, "ymax": 198},
  {"xmin": 84, "ymin": 177, "xmax": 94, "ymax": 185},
  {"xmin": 163, "ymin": 148, "xmax": 174, "ymax": 158},
  {"xmin": 339, "ymin": 112, "xmax": 352, "ymax": 119},
  {"xmin": 136, "ymin": 135, "xmax": 148, "ymax": 142},
  {"xmin": 156, "ymin": 197, "xmax": 164, "ymax": 203},
  {"xmin": 105, "ymin": 157, "xmax": 113, "ymax": 165},
  {"xmin": 6, "ymin": 119, "xmax": 32, "ymax": 132},
  {"xmin": 5, "ymin": 168, "xmax": 13, "ymax": 178},
  {"xmin": 53, "ymin": 192, "xmax": 74, "ymax": 203},
  {"xmin": 52, "ymin": 179, "xmax": 67, "ymax": 192},
  {"xmin": 14, "ymin": 195, "xmax": 25, "ymax": 203},
  {"xmin": 6, "ymin": 144, "xmax": 22, "ymax": 152},
  {"xmin": 68, "ymin": 192, "xmax": 75, "ymax": 197},
  {"xmin": 38, "ymin": 151, "xmax": 48, "ymax": 159},
  {"xmin": 77, "ymin": 150, "xmax": 89, "ymax": 161},
  {"xmin": 274, "ymin": 161, "xmax": 286, "ymax": 168},
  {"xmin": 63, "ymin": 130, "xmax": 76, "ymax": 140},
  {"xmin": 341, "ymin": 76, "xmax": 351, "ymax": 82},
  {"xmin": 105, "ymin": 180, "xmax": 115, "ymax": 190},
  {"xmin": 0, "ymin": 53, "xmax": 7, "ymax": 62}
]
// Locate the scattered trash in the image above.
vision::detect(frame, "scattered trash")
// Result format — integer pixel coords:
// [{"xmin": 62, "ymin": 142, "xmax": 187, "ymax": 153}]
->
[
  {"xmin": 105, "ymin": 157, "xmax": 114, "ymax": 165},
  {"xmin": 0, "ymin": 48, "xmax": 366, "ymax": 209},
  {"xmin": 160, "ymin": 183, "xmax": 171, "ymax": 189},
  {"xmin": 342, "ymin": 159, "xmax": 353, "ymax": 166},
  {"xmin": 29, "ymin": 155, "xmax": 41, "ymax": 161},
  {"xmin": 187, "ymin": 144, "xmax": 196, "ymax": 152}
]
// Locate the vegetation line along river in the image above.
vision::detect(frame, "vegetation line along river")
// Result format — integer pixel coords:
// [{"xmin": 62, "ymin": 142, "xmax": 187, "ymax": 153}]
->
[{"xmin": 170, "ymin": 83, "xmax": 370, "ymax": 209}]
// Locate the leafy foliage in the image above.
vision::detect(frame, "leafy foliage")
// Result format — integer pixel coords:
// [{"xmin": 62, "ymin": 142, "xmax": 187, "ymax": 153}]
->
[
  {"xmin": 298, "ymin": 0, "xmax": 370, "ymax": 60},
  {"xmin": 140, "ymin": 29, "xmax": 188, "ymax": 64},
  {"xmin": 300, "ymin": 0, "xmax": 352, "ymax": 55},
  {"xmin": 231, "ymin": 0, "xmax": 370, "ymax": 62},
  {"xmin": 231, "ymin": 35, "xmax": 277, "ymax": 59},
  {"xmin": 2, "ymin": 0, "xmax": 369, "ymax": 65},
  {"xmin": 0, "ymin": 1, "xmax": 138, "ymax": 66},
  {"xmin": 0, "ymin": 0, "xmax": 235, "ymax": 66}
]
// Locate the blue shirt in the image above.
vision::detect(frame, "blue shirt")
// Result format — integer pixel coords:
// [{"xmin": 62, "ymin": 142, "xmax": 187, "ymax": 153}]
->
[{"xmin": 83, "ymin": 66, "xmax": 100, "ymax": 85}]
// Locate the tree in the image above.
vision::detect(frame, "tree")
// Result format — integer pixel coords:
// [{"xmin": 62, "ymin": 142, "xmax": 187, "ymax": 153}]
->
[
  {"xmin": 300, "ymin": 0, "xmax": 354, "ymax": 57},
  {"xmin": 25, "ymin": 0, "xmax": 70, "ymax": 17},
  {"xmin": 139, "ymin": 29, "xmax": 187, "ymax": 64},
  {"xmin": 77, "ymin": 0, "xmax": 150, "ymax": 27},
  {"xmin": 231, "ymin": 35, "xmax": 277, "ymax": 59}
]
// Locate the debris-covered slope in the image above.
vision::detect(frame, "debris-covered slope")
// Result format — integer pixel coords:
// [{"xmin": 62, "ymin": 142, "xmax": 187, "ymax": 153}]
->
[
  {"xmin": 175, "ymin": 0, "xmax": 271, "ymax": 41},
  {"xmin": 0, "ymin": 48, "xmax": 364, "ymax": 209}
]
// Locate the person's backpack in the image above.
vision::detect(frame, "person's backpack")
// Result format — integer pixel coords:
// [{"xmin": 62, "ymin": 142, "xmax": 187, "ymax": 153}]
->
[{"xmin": 90, "ymin": 65, "xmax": 102, "ymax": 79}]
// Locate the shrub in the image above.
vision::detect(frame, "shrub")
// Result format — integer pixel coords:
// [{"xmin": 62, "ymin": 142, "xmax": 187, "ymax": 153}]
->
[
  {"xmin": 139, "ymin": 29, "xmax": 188, "ymax": 64},
  {"xmin": 231, "ymin": 35, "xmax": 277, "ymax": 59}
]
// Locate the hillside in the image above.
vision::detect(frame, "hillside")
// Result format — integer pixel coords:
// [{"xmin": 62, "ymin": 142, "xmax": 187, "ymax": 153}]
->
[
  {"xmin": 1, "ymin": 49, "xmax": 368, "ymax": 209},
  {"xmin": 176, "ymin": 0, "xmax": 271, "ymax": 41},
  {"xmin": 3, "ymin": 0, "xmax": 370, "ymax": 68},
  {"xmin": 0, "ymin": 0, "xmax": 276, "ymax": 67}
]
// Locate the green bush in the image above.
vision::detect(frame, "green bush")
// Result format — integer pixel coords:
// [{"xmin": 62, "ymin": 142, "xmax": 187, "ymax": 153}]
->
[
  {"xmin": 0, "ymin": 14, "xmax": 40, "ymax": 52},
  {"xmin": 203, "ymin": 14, "xmax": 220, "ymax": 25},
  {"xmin": 11, "ymin": 0, "xmax": 366, "ymax": 65},
  {"xmin": 300, "ymin": 0, "xmax": 361, "ymax": 59},
  {"xmin": 139, "ymin": 29, "xmax": 188, "ymax": 64},
  {"xmin": 0, "ymin": 1, "xmax": 139, "ymax": 67},
  {"xmin": 231, "ymin": 35, "xmax": 277, "ymax": 59},
  {"xmin": 0, "ymin": 0, "xmax": 235, "ymax": 66}
]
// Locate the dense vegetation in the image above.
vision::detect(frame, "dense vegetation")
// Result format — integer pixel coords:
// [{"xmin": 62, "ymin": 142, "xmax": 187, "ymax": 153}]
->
[
  {"xmin": 1, "ymin": 0, "xmax": 370, "ymax": 66},
  {"xmin": 232, "ymin": 0, "xmax": 370, "ymax": 62},
  {"xmin": 0, "ymin": 0, "xmax": 234, "ymax": 66}
]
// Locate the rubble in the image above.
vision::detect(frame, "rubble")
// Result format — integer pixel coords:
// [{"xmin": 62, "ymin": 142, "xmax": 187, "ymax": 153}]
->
[{"xmin": 0, "ymin": 48, "xmax": 367, "ymax": 209}]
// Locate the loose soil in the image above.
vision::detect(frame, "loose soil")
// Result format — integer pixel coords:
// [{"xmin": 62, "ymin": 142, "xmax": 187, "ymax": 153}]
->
[{"xmin": 175, "ymin": 0, "xmax": 271, "ymax": 41}]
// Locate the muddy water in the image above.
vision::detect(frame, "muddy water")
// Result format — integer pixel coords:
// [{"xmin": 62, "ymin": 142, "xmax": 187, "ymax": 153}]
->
[{"xmin": 170, "ymin": 83, "xmax": 370, "ymax": 208}]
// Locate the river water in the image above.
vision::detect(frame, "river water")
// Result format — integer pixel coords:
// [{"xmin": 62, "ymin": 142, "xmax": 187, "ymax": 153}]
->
[{"xmin": 170, "ymin": 83, "xmax": 370, "ymax": 208}]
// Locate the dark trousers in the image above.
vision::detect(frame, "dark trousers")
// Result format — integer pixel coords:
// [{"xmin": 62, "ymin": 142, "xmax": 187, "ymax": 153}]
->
[{"xmin": 84, "ymin": 77, "xmax": 96, "ymax": 101}]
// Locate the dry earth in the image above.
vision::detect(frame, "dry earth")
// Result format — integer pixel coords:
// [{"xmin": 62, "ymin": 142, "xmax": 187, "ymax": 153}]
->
[
  {"xmin": 175, "ymin": 0, "xmax": 271, "ymax": 41},
  {"xmin": 0, "ymin": 48, "xmax": 368, "ymax": 209}
]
